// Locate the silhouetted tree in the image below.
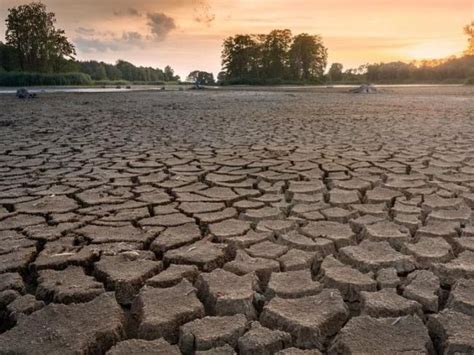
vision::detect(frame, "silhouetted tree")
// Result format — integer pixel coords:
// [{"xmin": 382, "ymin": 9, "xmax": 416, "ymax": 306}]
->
[
  {"xmin": 187, "ymin": 70, "xmax": 215, "ymax": 85},
  {"xmin": 222, "ymin": 34, "xmax": 262, "ymax": 79},
  {"xmin": 164, "ymin": 65, "xmax": 179, "ymax": 81},
  {"xmin": 288, "ymin": 33, "xmax": 327, "ymax": 81},
  {"xmin": 5, "ymin": 2, "xmax": 75, "ymax": 72},
  {"xmin": 328, "ymin": 63, "xmax": 343, "ymax": 81},
  {"xmin": 261, "ymin": 29, "xmax": 292, "ymax": 78},
  {"xmin": 0, "ymin": 42, "xmax": 20, "ymax": 71}
]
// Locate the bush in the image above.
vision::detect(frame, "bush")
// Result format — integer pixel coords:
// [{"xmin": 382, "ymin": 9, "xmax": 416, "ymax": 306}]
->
[{"xmin": 0, "ymin": 72, "xmax": 93, "ymax": 86}]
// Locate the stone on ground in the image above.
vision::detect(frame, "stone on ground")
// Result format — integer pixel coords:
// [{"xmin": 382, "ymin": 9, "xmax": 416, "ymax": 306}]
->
[
  {"xmin": 360, "ymin": 289, "xmax": 422, "ymax": 317},
  {"xmin": 403, "ymin": 270, "xmax": 440, "ymax": 312},
  {"xmin": 132, "ymin": 280, "xmax": 205, "ymax": 342},
  {"xmin": 37, "ymin": 266, "xmax": 105, "ymax": 303},
  {"xmin": 266, "ymin": 270, "xmax": 322, "ymax": 299},
  {"xmin": 427, "ymin": 309, "xmax": 474, "ymax": 354},
  {"xmin": 238, "ymin": 321, "xmax": 292, "ymax": 355},
  {"xmin": 0, "ymin": 293, "xmax": 125, "ymax": 354},
  {"xmin": 179, "ymin": 314, "xmax": 247, "ymax": 354},
  {"xmin": 447, "ymin": 278, "xmax": 474, "ymax": 316},
  {"xmin": 328, "ymin": 315, "xmax": 433, "ymax": 354},
  {"xmin": 195, "ymin": 268, "xmax": 259, "ymax": 319},
  {"xmin": 260, "ymin": 289, "xmax": 349, "ymax": 349},
  {"xmin": 107, "ymin": 338, "xmax": 181, "ymax": 355},
  {"xmin": 94, "ymin": 252, "xmax": 162, "ymax": 304}
]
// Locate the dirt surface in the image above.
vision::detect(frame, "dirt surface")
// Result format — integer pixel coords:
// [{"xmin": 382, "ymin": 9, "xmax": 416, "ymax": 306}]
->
[{"xmin": 0, "ymin": 86, "xmax": 474, "ymax": 354}]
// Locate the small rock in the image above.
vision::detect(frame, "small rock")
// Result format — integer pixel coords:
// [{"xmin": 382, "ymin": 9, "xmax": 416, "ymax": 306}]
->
[
  {"xmin": 329, "ymin": 315, "xmax": 433, "ymax": 354},
  {"xmin": 260, "ymin": 289, "xmax": 349, "ymax": 350},
  {"xmin": 179, "ymin": 314, "xmax": 247, "ymax": 354},
  {"xmin": 447, "ymin": 278, "xmax": 474, "ymax": 316},
  {"xmin": 403, "ymin": 270, "xmax": 440, "ymax": 312},
  {"xmin": 132, "ymin": 280, "xmax": 205, "ymax": 342},
  {"xmin": 266, "ymin": 270, "xmax": 322, "ymax": 299},
  {"xmin": 360, "ymin": 289, "xmax": 422, "ymax": 317},
  {"xmin": 0, "ymin": 293, "xmax": 125, "ymax": 353},
  {"xmin": 107, "ymin": 338, "xmax": 181, "ymax": 355},
  {"xmin": 195, "ymin": 268, "xmax": 259, "ymax": 319},
  {"xmin": 146, "ymin": 264, "xmax": 199, "ymax": 288},
  {"xmin": 238, "ymin": 321, "xmax": 292, "ymax": 355},
  {"xmin": 37, "ymin": 266, "xmax": 105, "ymax": 304},
  {"xmin": 427, "ymin": 309, "xmax": 474, "ymax": 354}
]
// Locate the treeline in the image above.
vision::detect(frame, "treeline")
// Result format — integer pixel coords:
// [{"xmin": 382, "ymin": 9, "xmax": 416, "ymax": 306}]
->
[
  {"xmin": 219, "ymin": 29, "xmax": 328, "ymax": 85},
  {"xmin": 0, "ymin": 42, "xmax": 180, "ymax": 85},
  {"xmin": 327, "ymin": 56, "xmax": 474, "ymax": 84}
]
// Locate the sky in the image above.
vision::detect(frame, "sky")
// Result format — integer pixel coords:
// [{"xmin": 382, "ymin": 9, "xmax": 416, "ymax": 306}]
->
[{"xmin": 1, "ymin": 0, "xmax": 473, "ymax": 78}]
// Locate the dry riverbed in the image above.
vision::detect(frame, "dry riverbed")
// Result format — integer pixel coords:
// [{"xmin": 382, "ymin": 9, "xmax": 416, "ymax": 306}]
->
[{"xmin": 0, "ymin": 86, "xmax": 474, "ymax": 354}]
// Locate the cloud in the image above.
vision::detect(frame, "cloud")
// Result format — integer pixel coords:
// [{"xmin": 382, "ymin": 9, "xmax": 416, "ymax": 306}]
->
[
  {"xmin": 113, "ymin": 8, "xmax": 141, "ymax": 17},
  {"xmin": 75, "ymin": 31, "xmax": 146, "ymax": 52},
  {"xmin": 75, "ymin": 27, "xmax": 96, "ymax": 36},
  {"xmin": 147, "ymin": 13, "xmax": 176, "ymax": 41}
]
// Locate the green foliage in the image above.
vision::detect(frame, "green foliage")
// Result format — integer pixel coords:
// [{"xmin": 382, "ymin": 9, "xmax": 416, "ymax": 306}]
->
[
  {"xmin": 187, "ymin": 70, "xmax": 215, "ymax": 85},
  {"xmin": 221, "ymin": 29, "xmax": 328, "ymax": 83},
  {"xmin": 0, "ymin": 72, "xmax": 92, "ymax": 86},
  {"xmin": 5, "ymin": 2, "xmax": 75, "ymax": 72},
  {"xmin": 466, "ymin": 77, "xmax": 474, "ymax": 85}
]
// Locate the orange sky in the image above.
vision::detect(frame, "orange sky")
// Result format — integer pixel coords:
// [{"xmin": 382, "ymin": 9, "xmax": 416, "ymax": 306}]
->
[{"xmin": 1, "ymin": 0, "xmax": 472, "ymax": 78}]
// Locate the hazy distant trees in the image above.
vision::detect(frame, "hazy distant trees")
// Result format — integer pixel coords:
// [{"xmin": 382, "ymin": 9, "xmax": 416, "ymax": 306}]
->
[
  {"xmin": 464, "ymin": 22, "xmax": 474, "ymax": 56},
  {"xmin": 5, "ymin": 2, "xmax": 75, "ymax": 72},
  {"xmin": 328, "ymin": 63, "xmax": 343, "ymax": 82},
  {"xmin": 331, "ymin": 56, "xmax": 474, "ymax": 84},
  {"xmin": 187, "ymin": 70, "xmax": 215, "ymax": 85},
  {"xmin": 221, "ymin": 29, "xmax": 328, "ymax": 83}
]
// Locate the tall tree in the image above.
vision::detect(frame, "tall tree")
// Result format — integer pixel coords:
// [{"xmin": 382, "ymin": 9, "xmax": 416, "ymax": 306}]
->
[
  {"xmin": 289, "ymin": 34, "xmax": 327, "ymax": 81},
  {"xmin": 222, "ymin": 34, "xmax": 261, "ymax": 79},
  {"xmin": 464, "ymin": 21, "xmax": 474, "ymax": 56},
  {"xmin": 328, "ymin": 63, "xmax": 343, "ymax": 81},
  {"xmin": 5, "ymin": 2, "xmax": 75, "ymax": 72},
  {"xmin": 0, "ymin": 42, "xmax": 20, "ymax": 71},
  {"xmin": 261, "ymin": 29, "xmax": 292, "ymax": 78},
  {"xmin": 187, "ymin": 70, "xmax": 215, "ymax": 85}
]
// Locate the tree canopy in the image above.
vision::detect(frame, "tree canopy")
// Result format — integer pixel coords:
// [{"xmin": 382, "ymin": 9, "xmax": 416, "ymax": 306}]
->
[
  {"xmin": 221, "ymin": 29, "xmax": 328, "ymax": 83},
  {"xmin": 187, "ymin": 70, "xmax": 215, "ymax": 85},
  {"xmin": 5, "ymin": 2, "xmax": 75, "ymax": 72}
]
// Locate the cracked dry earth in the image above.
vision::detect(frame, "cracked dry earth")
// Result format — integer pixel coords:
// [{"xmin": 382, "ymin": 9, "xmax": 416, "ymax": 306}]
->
[{"xmin": 0, "ymin": 86, "xmax": 474, "ymax": 355}]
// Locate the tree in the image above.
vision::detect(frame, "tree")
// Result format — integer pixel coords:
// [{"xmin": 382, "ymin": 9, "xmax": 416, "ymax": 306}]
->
[
  {"xmin": 222, "ymin": 34, "xmax": 262, "ymax": 79},
  {"xmin": 328, "ymin": 63, "xmax": 343, "ymax": 82},
  {"xmin": 261, "ymin": 29, "xmax": 292, "ymax": 78},
  {"xmin": 0, "ymin": 42, "xmax": 21, "ymax": 71},
  {"xmin": 289, "ymin": 33, "xmax": 327, "ymax": 81},
  {"xmin": 187, "ymin": 70, "xmax": 215, "ymax": 85},
  {"xmin": 217, "ymin": 71, "xmax": 226, "ymax": 83},
  {"xmin": 5, "ymin": 2, "xmax": 75, "ymax": 72},
  {"xmin": 464, "ymin": 21, "xmax": 474, "ymax": 56},
  {"xmin": 164, "ymin": 65, "xmax": 179, "ymax": 81}
]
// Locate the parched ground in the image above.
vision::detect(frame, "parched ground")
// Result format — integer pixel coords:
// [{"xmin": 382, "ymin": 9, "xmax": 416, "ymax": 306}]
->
[{"xmin": 0, "ymin": 86, "xmax": 474, "ymax": 354}]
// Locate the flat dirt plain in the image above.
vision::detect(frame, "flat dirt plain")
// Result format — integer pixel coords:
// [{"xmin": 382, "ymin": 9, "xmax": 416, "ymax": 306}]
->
[{"xmin": 0, "ymin": 86, "xmax": 474, "ymax": 354}]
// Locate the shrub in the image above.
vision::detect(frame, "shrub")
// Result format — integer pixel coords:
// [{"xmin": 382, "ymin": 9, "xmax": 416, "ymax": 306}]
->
[{"xmin": 0, "ymin": 72, "xmax": 93, "ymax": 86}]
